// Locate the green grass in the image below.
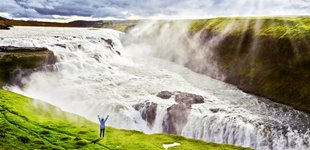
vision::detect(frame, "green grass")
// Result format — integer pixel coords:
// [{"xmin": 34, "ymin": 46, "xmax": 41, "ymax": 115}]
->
[
  {"xmin": 0, "ymin": 89, "xmax": 251, "ymax": 150},
  {"xmin": 188, "ymin": 17, "xmax": 310, "ymax": 39}
]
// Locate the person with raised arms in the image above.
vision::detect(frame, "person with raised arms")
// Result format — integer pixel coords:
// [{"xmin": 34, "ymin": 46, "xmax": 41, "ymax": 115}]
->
[{"xmin": 98, "ymin": 114, "xmax": 109, "ymax": 138}]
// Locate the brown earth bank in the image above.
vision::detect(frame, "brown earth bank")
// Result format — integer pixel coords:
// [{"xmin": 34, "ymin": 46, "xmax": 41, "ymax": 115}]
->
[
  {"xmin": 186, "ymin": 27, "xmax": 310, "ymax": 114},
  {"xmin": 0, "ymin": 16, "xmax": 137, "ymax": 32},
  {"xmin": 0, "ymin": 16, "xmax": 79, "ymax": 28},
  {"xmin": 0, "ymin": 46, "xmax": 56, "ymax": 87}
]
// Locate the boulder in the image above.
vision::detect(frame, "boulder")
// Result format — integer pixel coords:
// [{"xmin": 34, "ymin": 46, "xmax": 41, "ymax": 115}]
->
[
  {"xmin": 162, "ymin": 103, "xmax": 190, "ymax": 134},
  {"xmin": 133, "ymin": 101, "xmax": 158, "ymax": 127},
  {"xmin": 0, "ymin": 24, "xmax": 12, "ymax": 30},
  {"xmin": 175, "ymin": 92, "xmax": 204, "ymax": 106},
  {"xmin": 0, "ymin": 46, "xmax": 56, "ymax": 87},
  {"xmin": 156, "ymin": 91, "xmax": 173, "ymax": 99},
  {"xmin": 158, "ymin": 91, "xmax": 204, "ymax": 134},
  {"xmin": 101, "ymin": 38, "xmax": 114, "ymax": 48},
  {"xmin": 156, "ymin": 91, "xmax": 204, "ymax": 105}
]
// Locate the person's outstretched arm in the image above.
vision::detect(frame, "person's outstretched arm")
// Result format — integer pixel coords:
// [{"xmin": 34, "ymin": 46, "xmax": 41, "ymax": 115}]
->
[
  {"xmin": 104, "ymin": 115, "xmax": 109, "ymax": 122},
  {"xmin": 98, "ymin": 115, "xmax": 101, "ymax": 123}
]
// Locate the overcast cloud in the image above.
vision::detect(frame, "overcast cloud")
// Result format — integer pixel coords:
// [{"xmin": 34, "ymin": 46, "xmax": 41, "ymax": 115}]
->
[{"xmin": 0, "ymin": 0, "xmax": 309, "ymax": 21}]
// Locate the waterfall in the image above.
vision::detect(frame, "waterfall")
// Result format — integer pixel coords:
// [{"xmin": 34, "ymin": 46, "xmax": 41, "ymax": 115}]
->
[{"xmin": 0, "ymin": 26, "xmax": 309, "ymax": 150}]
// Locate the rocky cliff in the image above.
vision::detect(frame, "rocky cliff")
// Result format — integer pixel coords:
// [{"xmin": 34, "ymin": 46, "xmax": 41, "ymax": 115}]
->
[
  {"xmin": 0, "ymin": 24, "xmax": 12, "ymax": 30},
  {"xmin": 188, "ymin": 17, "xmax": 310, "ymax": 113},
  {"xmin": 0, "ymin": 46, "xmax": 56, "ymax": 87}
]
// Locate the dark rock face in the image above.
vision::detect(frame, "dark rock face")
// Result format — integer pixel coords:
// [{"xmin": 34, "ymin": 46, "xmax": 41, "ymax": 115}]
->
[
  {"xmin": 156, "ymin": 91, "xmax": 173, "ymax": 99},
  {"xmin": 0, "ymin": 46, "xmax": 56, "ymax": 87},
  {"xmin": 163, "ymin": 103, "xmax": 190, "ymax": 134},
  {"xmin": 133, "ymin": 101, "xmax": 158, "ymax": 127},
  {"xmin": 0, "ymin": 24, "xmax": 12, "ymax": 30},
  {"xmin": 157, "ymin": 91, "xmax": 205, "ymax": 106},
  {"xmin": 101, "ymin": 38, "xmax": 121, "ymax": 55},
  {"xmin": 175, "ymin": 92, "xmax": 204, "ymax": 107},
  {"xmin": 101, "ymin": 38, "xmax": 114, "ymax": 48},
  {"xmin": 133, "ymin": 91, "xmax": 204, "ymax": 134},
  {"xmin": 157, "ymin": 91, "xmax": 204, "ymax": 134}
]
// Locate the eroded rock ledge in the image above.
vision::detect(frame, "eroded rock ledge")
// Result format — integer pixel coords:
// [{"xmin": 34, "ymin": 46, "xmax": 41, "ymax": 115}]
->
[
  {"xmin": 0, "ymin": 24, "xmax": 12, "ymax": 30},
  {"xmin": 133, "ymin": 91, "xmax": 204, "ymax": 134},
  {"xmin": 0, "ymin": 46, "xmax": 56, "ymax": 87}
]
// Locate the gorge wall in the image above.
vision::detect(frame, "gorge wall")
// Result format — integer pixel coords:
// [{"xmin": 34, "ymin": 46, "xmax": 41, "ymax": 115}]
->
[
  {"xmin": 0, "ymin": 46, "xmax": 56, "ymax": 87},
  {"xmin": 126, "ymin": 17, "xmax": 310, "ymax": 113}
]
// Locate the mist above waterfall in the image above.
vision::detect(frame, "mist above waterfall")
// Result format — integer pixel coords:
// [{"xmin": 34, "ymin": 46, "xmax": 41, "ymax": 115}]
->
[{"xmin": 123, "ymin": 19, "xmax": 238, "ymax": 80}]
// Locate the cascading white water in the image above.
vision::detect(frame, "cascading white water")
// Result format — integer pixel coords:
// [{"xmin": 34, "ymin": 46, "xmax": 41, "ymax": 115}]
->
[{"xmin": 0, "ymin": 26, "xmax": 309, "ymax": 150}]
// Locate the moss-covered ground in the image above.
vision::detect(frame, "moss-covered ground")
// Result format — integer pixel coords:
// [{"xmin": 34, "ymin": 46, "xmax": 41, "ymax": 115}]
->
[
  {"xmin": 189, "ymin": 17, "xmax": 310, "ymax": 39},
  {"xmin": 0, "ymin": 89, "xmax": 251, "ymax": 150}
]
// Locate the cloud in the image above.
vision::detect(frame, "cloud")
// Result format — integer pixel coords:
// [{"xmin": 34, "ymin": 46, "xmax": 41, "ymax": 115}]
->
[{"xmin": 0, "ymin": 0, "xmax": 309, "ymax": 20}]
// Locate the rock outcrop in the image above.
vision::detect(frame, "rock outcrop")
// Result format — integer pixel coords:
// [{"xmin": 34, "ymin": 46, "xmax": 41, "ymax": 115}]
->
[
  {"xmin": 156, "ymin": 91, "xmax": 173, "ymax": 99},
  {"xmin": 133, "ymin": 91, "xmax": 205, "ymax": 134},
  {"xmin": 161, "ymin": 91, "xmax": 204, "ymax": 134},
  {"xmin": 163, "ymin": 103, "xmax": 190, "ymax": 134},
  {"xmin": 174, "ymin": 92, "xmax": 204, "ymax": 107},
  {"xmin": 133, "ymin": 101, "xmax": 158, "ymax": 128},
  {"xmin": 0, "ymin": 46, "xmax": 56, "ymax": 87},
  {"xmin": 0, "ymin": 24, "xmax": 12, "ymax": 30}
]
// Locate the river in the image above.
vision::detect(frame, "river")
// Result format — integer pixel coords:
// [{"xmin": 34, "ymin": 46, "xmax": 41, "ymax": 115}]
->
[{"xmin": 0, "ymin": 26, "xmax": 309, "ymax": 150}]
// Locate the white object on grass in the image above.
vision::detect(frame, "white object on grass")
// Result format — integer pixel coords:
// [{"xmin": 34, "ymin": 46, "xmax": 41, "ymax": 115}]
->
[{"xmin": 163, "ymin": 142, "xmax": 181, "ymax": 150}]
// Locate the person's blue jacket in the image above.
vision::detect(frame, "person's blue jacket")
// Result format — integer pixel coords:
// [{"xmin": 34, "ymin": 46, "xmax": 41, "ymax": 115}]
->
[{"xmin": 98, "ymin": 115, "xmax": 109, "ymax": 129}]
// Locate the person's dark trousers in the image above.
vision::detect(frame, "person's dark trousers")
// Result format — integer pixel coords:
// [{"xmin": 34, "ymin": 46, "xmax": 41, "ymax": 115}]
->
[{"xmin": 100, "ymin": 128, "xmax": 105, "ymax": 138}]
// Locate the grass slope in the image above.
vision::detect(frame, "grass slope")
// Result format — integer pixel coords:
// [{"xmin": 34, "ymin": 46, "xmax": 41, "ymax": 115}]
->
[
  {"xmin": 189, "ymin": 17, "xmax": 310, "ymax": 39},
  {"xmin": 187, "ymin": 17, "xmax": 310, "ymax": 113},
  {"xmin": 0, "ymin": 90, "xmax": 251, "ymax": 150}
]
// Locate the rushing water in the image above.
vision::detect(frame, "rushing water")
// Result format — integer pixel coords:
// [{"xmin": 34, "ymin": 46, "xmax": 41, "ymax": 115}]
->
[{"xmin": 0, "ymin": 26, "xmax": 309, "ymax": 150}]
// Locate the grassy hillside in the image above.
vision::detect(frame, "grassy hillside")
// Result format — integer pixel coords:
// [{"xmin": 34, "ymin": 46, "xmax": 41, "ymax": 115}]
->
[
  {"xmin": 0, "ymin": 89, "xmax": 251, "ymax": 150},
  {"xmin": 186, "ymin": 17, "xmax": 310, "ymax": 113},
  {"xmin": 189, "ymin": 17, "xmax": 310, "ymax": 39},
  {"xmin": 70, "ymin": 20, "xmax": 138, "ymax": 32}
]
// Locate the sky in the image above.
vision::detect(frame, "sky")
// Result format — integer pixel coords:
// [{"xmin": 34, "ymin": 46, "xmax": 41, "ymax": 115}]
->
[{"xmin": 0, "ymin": 0, "xmax": 309, "ymax": 22}]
